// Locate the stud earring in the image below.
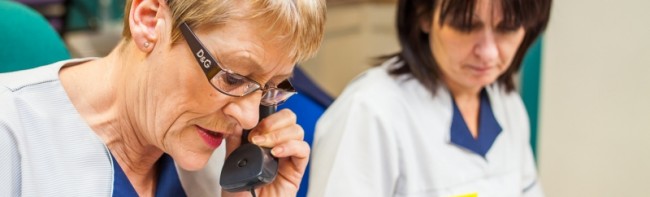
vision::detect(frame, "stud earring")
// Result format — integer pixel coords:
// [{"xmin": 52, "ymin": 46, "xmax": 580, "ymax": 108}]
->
[{"xmin": 144, "ymin": 42, "xmax": 150, "ymax": 48}]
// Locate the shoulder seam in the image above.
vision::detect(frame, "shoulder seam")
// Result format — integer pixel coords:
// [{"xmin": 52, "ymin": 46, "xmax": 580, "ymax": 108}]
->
[{"xmin": 4, "ymin": 79, "xmax": 58, "ymax": 92}]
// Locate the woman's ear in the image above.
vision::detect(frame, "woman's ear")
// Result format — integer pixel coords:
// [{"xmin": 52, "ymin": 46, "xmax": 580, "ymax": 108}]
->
[
  {"xmin": 128, "ymin": 0, "xmax": 166, "ymax": 52},
  {"xmin": 420, "ymin": 15, "xmax": 433, "ymax": 34}
]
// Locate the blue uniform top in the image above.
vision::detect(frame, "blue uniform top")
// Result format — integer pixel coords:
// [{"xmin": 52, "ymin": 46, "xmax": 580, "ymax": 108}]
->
[
  {"xmin": 111, "ymin": 153, "xmax": 187, "ymax": 197},
  {"xmin": 450, "ymin": 89, "xmax": 503, "ymax": 158}
]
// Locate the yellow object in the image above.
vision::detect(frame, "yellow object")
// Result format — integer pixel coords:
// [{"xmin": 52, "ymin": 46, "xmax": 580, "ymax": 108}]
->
[{"xmin": 451, "ymin": 192, "xmax": 478, "ymax": 197}]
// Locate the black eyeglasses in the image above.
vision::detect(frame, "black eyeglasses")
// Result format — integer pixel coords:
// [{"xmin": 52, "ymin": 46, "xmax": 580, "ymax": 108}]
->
[{"xmin": 179, "ymin": 22, "xmax": 296, "ymax": 106}]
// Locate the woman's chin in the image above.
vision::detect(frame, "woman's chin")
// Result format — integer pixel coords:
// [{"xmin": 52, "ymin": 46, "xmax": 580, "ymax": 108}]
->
[
  {"xmin": 468, "ymin": 75, "xmax": 499, "ymax": 88},
  {"xmin": 174, "ymin": 154, "xmax": 211, "ymax": 171}
]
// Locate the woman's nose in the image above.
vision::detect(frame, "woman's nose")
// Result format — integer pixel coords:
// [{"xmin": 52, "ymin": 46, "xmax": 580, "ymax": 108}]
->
[
  {"xmin": 473, "ymin": 31, "xmax": 499, "ymax": 64},
  {"xmin": 225, "ymin": 94, "xmax": 262, "ymax": 130}
]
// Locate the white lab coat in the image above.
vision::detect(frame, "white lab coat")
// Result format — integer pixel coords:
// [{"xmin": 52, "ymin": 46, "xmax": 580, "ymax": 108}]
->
[
  {"xmin": 0, "ymin": 59, "xmax": 225, "ymax": 197},
  {"xmin": 308, "ymin": 58, "xmax": 543, "ymax": 197}
]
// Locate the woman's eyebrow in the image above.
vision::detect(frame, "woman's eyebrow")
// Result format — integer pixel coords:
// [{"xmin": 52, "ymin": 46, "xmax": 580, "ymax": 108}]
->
[
  {"xmin": 274, "ymin": 73, "xmax": 293, "ymax": 81},
  {"xmin": 219, "ymin": 52, "xmax": 293, "ymax": 82}
]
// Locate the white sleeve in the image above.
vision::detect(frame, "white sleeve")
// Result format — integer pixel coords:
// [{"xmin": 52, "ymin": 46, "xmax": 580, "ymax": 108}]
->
[
  {"xmin": 0, "ymin": 125, "xmax": 21, "ymax": 196},
  {"xmin": 308, "ymin": 95, "xmax": 400, "ymax": 197},
  {"xmin": 515, "ymin": 95, "xmax": 544, "ymax": 197},
  {"xmin": 0, "ymin": 93, "xmax": 22, "ymax": 196},
  {"xmin": 522, "ymin": 142, "xmax": 544, "ymax": 197}
]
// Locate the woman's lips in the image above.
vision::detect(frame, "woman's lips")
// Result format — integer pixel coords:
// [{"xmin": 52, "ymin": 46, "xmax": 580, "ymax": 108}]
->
[
  {"xmin": 196, "ymin": 126, "xmax": 224, "ymax": 149},
  {"xmin": 466, "ymin": 65, "xmax": 493, "ymax": 75}
]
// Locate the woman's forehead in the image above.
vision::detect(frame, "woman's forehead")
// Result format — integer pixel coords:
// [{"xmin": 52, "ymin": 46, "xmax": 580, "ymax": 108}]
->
[{"xmin": 194, "ymin": 27, "xmax": 294, "ymax": 81}]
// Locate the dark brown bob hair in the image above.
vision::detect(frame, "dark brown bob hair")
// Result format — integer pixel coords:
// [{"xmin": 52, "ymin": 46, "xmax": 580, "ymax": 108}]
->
[{"xmin": 386, "ymin": 0, "xmax": 552, "ymax": 94}]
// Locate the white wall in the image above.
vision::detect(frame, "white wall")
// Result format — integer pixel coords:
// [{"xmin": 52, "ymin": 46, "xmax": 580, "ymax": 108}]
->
[{"xmin": 539, "ymin": 0, "xmax": 650, "ymax": 196}]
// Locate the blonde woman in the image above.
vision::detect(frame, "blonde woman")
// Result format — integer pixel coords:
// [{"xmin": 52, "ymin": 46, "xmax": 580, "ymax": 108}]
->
[{"xmin": 0, "ymin": 0, "xmax": 325, "ymax": 196}]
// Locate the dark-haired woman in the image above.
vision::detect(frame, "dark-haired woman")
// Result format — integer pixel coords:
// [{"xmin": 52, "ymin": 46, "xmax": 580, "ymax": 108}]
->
[{"xmin": 308, "ymin": 0, "xmax": 551, "ymax": 196}]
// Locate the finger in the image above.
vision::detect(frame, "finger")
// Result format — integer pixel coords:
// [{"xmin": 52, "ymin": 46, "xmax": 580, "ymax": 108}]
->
[
  {"xmin": 250, "ymin": 124, "xmax": 304, "ymax": 148},
  {"xmin": 271, "ymin": 140, "xmax": 310, "ymax": 161},
  {"xmin": 255, "ymin": 109, "xmax": 297, "ymax": 132},
  {"xmin": 273, "ymin": 140, "xmax": 311, "ymax": 181}
]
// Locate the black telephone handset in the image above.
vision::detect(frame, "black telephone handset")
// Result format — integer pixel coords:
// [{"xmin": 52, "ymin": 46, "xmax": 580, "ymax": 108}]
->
[{"xmin": 220, "ymin": 105, "xmax": 279, "ymax": 192}]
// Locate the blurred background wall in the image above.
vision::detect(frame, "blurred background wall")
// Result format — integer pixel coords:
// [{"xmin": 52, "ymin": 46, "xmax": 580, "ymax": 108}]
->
[
  {"xmin": 300, "ymin": 0, "xmax": 399, "ymax": 97},
  {"xmin": 538, "ymin": 0, "xmax": 650, "ymax": 196}
]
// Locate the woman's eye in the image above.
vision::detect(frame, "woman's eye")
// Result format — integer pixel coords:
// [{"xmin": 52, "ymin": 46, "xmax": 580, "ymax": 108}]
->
[
  {"xmin": 223, "ymin": 73, "xmax": 246, "ymax": 86},
  {"xmin": 446, "ymin": 19, "xmax": 481, "ymax": 33},
  {"xmin": 497, "ymin": 22, "xmax": 522, "ymax": 33}
]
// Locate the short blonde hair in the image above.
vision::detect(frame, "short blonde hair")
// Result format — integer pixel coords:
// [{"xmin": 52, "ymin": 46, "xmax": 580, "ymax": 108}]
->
[{"xmin": 122, "ymin": 0, "xmax": 326, "ymax": 63}]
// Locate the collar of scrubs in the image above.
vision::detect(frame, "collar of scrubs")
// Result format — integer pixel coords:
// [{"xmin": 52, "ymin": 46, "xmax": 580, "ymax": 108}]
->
[
  {"xmin": 450, "ymin": 89, "xmax": 502, "ymax": 158},
  {"xmin": 111, "ymin": 153, "xmax": 186, "ymax": 197}
]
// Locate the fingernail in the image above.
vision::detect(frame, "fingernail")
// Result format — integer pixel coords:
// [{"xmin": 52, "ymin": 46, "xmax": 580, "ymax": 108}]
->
[
  {"xmin": 272, "ymin": 147, "xmax": 284, "ymax": 156},
  {"xmin": 252, "ymin": 136, "xmax": 265, "ymax": 144}
]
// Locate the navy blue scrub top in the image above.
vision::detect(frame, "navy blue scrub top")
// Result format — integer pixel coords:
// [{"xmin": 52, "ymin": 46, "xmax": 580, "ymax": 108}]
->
[
  {"xmin": 111, "ymin": 153, "xmax": 187, "ymax": 197},
  {"xmin": 450, "ymin": 89, "xmax": 503, "ymax": 158}
]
